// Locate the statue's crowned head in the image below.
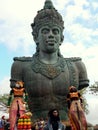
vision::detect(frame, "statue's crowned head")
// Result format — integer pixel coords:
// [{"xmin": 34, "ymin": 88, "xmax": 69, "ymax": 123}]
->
[{"xmin": 31, "ymin": 0, "xmax": 64, "ymax": 42}]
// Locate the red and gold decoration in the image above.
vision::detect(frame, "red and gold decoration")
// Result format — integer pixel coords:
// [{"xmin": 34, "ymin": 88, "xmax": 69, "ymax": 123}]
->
[{"xmin": 17, "ymin": 113, "xmax": 32, "ymax": 130}]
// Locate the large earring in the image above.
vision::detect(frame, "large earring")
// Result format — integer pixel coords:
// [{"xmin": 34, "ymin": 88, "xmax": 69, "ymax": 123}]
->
[{"xmin": 61, "ymin": 35, "xmax": 64, "ymax": 42}]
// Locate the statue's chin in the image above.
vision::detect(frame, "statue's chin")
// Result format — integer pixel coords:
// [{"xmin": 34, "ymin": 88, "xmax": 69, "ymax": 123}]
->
[
  {"xmin": 46, "ymin": 46, "xmax": 58, "ymax": 53},
  {"xmin": 46, "ymin": 49, "xmax": 56, "ymax": 53}
]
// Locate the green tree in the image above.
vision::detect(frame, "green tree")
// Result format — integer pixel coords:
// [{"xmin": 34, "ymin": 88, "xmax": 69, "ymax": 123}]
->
[
  {"xmin": 89, "ymin": 81, "xmax": 98, "ymax": 95},
  {"xmin": 80, "ymin": 88, "xmax": 89, "ymax": 114},
  {"xmin": 0, "ymin": 94, "xmax": 9, "ymax": 106}
]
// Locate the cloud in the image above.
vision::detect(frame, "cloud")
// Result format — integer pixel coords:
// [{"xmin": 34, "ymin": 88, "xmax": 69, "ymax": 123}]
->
[
  {"xmin": 86, "ymin": 94, "xmax": 98, "ymax": 125},
  {"xmin": 0, "ymin": 0, "xmax": 45, "ymax": 21},
  {"xmin": 64, "ymin": 24, "xmax": 93, "ymax": 45},
  {"xmin": 63, "ymin": 0, "xmax": 90, "ymax": 24},
  {"xmin": 60, "ymin": 42, "xmax": 98, "ymax": 84},
  {"xmin": 0, "ymin": 77, "xmax": 10, "ymax": 95},
  {"xmin": 0, "ymin": 0, "xmax": 45, "ymax": 54}
]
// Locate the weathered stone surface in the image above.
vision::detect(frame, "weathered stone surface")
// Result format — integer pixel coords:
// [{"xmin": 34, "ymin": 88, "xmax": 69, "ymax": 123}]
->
[{"xmin": 10, "ymin": 0, "xmax": 89, "ymax": 120}]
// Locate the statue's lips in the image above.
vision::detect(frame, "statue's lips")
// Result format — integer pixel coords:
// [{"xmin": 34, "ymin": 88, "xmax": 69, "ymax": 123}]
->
[{"xmin": 46, "ymin": 40, "xmax": 56, "ymax": 45}]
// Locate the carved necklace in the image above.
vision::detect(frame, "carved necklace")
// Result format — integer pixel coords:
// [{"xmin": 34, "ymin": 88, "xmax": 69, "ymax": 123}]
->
[{"xmin": 31, "ymin": 55, "xmax": 65, "ymax": 79}]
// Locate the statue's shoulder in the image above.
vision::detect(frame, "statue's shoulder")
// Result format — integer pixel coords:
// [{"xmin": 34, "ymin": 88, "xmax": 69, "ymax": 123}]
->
[
  {"xmin": 13, "ymin": 56, "xmax": 32, "ymax": 62},
  {"xmin": 65, "ymin": 57, "xmax": 82, "ymax": 62}
]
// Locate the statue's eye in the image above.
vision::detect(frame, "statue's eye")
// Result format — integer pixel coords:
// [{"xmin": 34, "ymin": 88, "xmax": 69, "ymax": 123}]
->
[
  {"xmin": 41, "ymin": 28, "xmax": 49, "ymax": 34},
  {"xmin": 53, "ymin": 28, "xmax": 59, "ymax": 35}
]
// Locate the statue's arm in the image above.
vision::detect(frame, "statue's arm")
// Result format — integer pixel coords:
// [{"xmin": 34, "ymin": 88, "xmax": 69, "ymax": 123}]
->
[
  {"xmin": 75, "ymin": 59, "xmax": 89, "ymax": 90},
  {"xmin": 10, "ymin": 58, "xmax": 23, "ymax": 88}
]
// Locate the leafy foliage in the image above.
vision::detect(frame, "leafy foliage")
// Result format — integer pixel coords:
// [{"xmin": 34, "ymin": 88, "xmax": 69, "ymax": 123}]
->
[
  {"xmin": 89, "ymin": 81, "xmax": 98, "ymax": 95},
  {"xmin": 0, "ymin": 94, "xmax": 9, "ymax": 106},
  {"xmin": 80, "ymin": 88, "xmax": 89, "ymax": 114}
]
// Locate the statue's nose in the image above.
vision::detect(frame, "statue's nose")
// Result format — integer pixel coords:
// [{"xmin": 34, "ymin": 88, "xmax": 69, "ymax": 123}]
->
[{"xmin": 48, "ymin": 30, "xmax": 54, "ymax": 38}]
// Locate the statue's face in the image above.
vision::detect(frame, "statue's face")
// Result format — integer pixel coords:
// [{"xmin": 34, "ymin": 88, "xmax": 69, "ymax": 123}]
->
[{"xmin": 37, "ymin": 24, "xmax": 62, "ymax": 53}]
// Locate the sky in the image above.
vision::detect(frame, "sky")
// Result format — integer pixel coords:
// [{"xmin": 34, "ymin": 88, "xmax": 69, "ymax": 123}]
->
[{"xmin": 0, "ymin": 0, "xmax": 98, "ymax": 125}]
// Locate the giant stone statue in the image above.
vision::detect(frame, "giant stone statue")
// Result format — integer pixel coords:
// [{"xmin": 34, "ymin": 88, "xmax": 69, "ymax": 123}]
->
[{"xmin": 10, "ymin": 0, "xmax": 89, "ymax": 121}]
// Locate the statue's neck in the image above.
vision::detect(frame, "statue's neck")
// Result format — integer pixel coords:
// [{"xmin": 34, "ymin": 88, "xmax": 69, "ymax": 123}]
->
[{"xmin": 38, "ymin": 52, "xmax": 59, "ymax": 64}]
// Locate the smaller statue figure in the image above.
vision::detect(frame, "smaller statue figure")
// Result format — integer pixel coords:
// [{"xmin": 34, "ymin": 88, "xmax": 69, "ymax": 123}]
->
[
  {"xmin": 66, "ymin": 86, "xmax": 87, "ymax": 130},
  {"xmin": 44, "ymin": 109, "xmax": 65, "ymax": 130},
  {"xmin": 7, "ymin": 81, "xmax": 28, "ymax": 130}
]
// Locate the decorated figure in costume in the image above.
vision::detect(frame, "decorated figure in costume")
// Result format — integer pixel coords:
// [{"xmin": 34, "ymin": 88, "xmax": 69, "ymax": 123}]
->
[
  {"xmin": 67, "ymin": 86, "xmax": 87, "ymax": 130},
  {"xmin": 7, "ymin": 81, "xmax": 28, "ymax": 130},
  {"xmin": 44, "ymin": 109, "xmax": 65, "ymax": 130}
]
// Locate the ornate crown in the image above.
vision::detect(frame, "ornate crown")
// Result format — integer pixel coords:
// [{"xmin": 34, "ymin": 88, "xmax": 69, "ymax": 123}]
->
[{"xmin": 31, "ymin": 0, "xmax": 64, "ymax": 37}]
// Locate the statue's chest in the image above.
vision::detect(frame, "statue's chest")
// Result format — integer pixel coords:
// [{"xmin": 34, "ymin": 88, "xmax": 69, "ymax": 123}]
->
[
  {"xmin": 31, "ymin": 56, "xmax": 66, "ymax": 79},
  {"xmin": 24, "ymin": 58, "xmax": 79, "ymax": 83},
  {"xmin": 23, "ymin": 58, "xmax": 79, "ymax": 96},
  {"xmin": 24, "ymin": 62, "xmax": 68, "ymax": 87}
]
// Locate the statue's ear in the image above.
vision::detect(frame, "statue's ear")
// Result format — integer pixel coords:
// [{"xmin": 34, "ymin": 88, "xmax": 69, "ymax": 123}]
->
[
  {"xmin": 61, "ymin": 35, "xmax": 64, "ymax": 43},
  {"xmin": 33, "ymin": 36, "xmax": 37, "ymax": 43},
  {"xmin": 32, "ymin": 32, "xmax": 38, "ymax": 43},
  {"xmin": 59, "ymin": 35, "xmax": 64, "ymax": 45}
]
